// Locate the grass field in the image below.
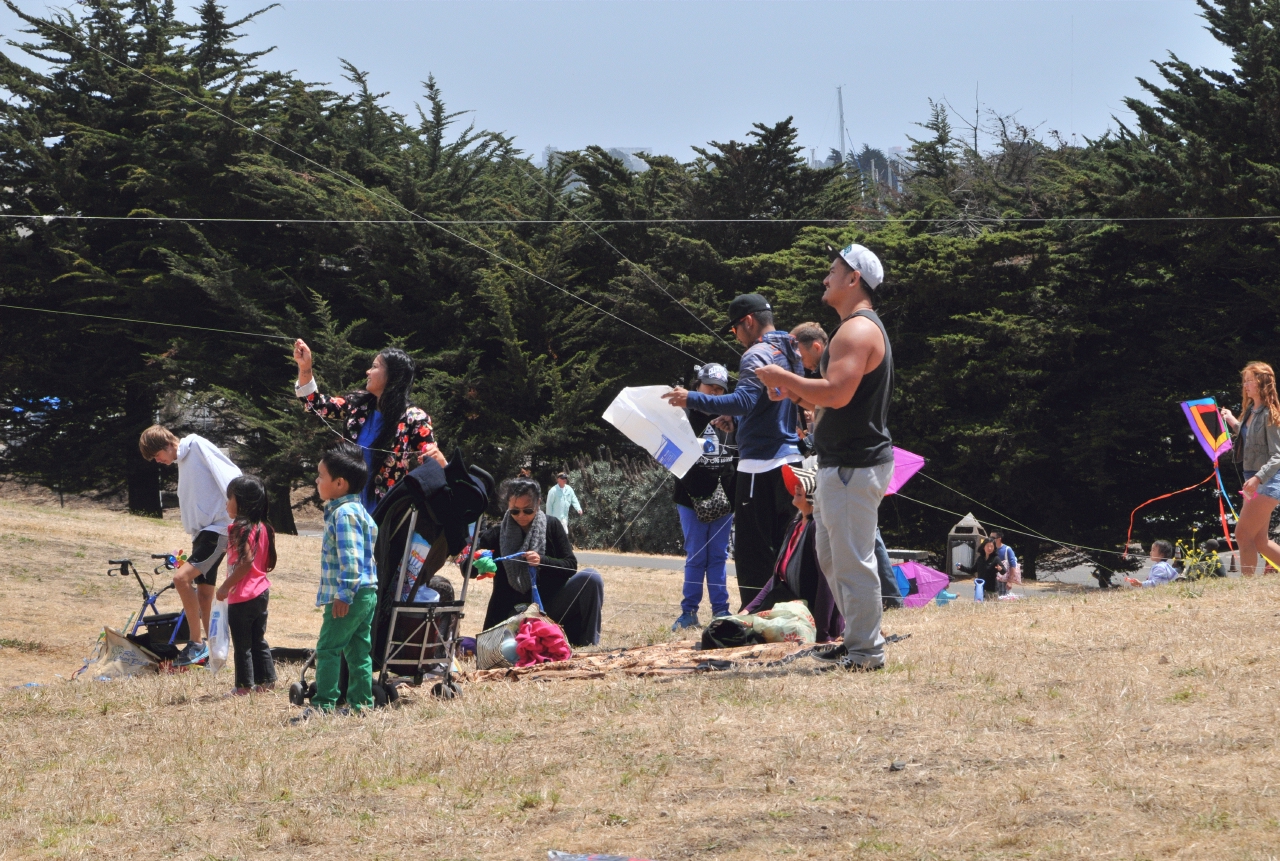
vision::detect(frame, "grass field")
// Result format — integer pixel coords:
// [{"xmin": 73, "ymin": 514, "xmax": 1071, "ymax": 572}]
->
[{"xmin": 2, "ymin": 486, "xmax": 1279, "ymax": 860}]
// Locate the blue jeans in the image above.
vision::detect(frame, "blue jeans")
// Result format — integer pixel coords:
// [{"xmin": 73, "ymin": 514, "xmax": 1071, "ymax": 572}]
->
[
  {"xmin": 875, "ymin": 529, "xmax": 904, "ymax": 608},
  {"xmin": 677, "ymin": 505, "xmax": 733, "ymax": 616}
]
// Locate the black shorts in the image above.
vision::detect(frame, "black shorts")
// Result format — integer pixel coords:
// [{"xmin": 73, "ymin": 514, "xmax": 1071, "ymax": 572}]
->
[{"xmin": 188, "ymin": 530, "xmax": 227, "ymax": 587}]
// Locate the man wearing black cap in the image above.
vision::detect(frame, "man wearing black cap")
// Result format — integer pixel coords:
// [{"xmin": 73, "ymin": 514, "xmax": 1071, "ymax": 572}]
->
[
  {"xmin": 755, "ymin": 244, "xmax": 893, "ymax": 671},
  {"xmin": 663, "ymin": 294, "xmax": 805, "ymax": 607}
]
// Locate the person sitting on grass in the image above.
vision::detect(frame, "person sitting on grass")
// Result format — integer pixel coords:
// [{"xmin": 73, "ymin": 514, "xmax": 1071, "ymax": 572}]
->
[
  {"xmin": 1125, "ymin": 540, "xmax": 1179, "ymax": 588},
  {"xmin": 476, "ymin": 477, "xmax": 604, "ymax": 647},
  {"xmin": 139, "ymin": 425, "xmax": 242, "ymax": 667},
  {"xmin": 956, "ymin": 538, "xmax": 1006, "ymax": 593},
  {"xmin": 295, "ymin": 442, "xmax": 379, "ymax": 720},
  {"xmin": 215, "ymin": 475, "xmax": 278, "ymax": 696},
  {"xmin": 742, "ymin": 465, "xmax": 844, "ymax": 642}
]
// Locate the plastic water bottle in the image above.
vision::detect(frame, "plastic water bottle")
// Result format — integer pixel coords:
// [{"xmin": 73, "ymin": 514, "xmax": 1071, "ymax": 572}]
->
[{"xmin": 974, "ymin": 578, "xmax": 985, "ymax": 602}]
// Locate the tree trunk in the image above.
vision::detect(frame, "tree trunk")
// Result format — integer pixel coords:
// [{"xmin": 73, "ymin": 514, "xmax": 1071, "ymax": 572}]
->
[
  {"xmin": 1022, "ymin": 537, "xmax": 1040, "ymax": 581},
  {"xmin": 125, "ymin": 383, "xmax": 162, "ymax": 517},
  {"xmin": 269, "ymin": 478, "xmax": 298, "ymax": 535}
]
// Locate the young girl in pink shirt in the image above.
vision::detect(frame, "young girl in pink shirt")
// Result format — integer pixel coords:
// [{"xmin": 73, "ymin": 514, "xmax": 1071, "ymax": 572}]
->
[{"xmin": 216, "ymin": 475, "xmax": 278, "ymax": 695}]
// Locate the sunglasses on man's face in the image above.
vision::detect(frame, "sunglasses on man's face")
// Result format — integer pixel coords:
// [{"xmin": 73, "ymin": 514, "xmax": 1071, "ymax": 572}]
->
[{"xmin": 508, "ymin": 507, "xmax": 537, "ymax": 516}]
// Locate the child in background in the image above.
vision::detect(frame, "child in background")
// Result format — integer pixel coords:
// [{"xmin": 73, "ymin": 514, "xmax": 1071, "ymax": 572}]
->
[
  {"xmin": 138, "ymin": 425, "xmax": 242, "ymax": 666},
  {"xmin": 1126, "ymin": 540, "xmax": 1179, "ymax": 588},
  {"xmin": 671, "ymin": 362, "xmax": 736, "ymax": 630},
  {"xmin": 296, "ymin": 441, "xmax": 379, "ymax": 719},
  {"xmin": 215, "ymin": 475, "xmax": 278, "ymax": 695}
]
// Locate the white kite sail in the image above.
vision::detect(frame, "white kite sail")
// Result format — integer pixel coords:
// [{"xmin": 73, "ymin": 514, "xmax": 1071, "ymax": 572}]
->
[{"xmin": 602, "ymin": 386, "xmax": 704, "ymax": 478}]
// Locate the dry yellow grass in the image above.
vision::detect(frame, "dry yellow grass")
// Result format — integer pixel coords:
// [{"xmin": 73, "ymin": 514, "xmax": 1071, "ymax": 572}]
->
[{"xmin": 2, "ymin": 487, "xmax": 1280, "ymax": 860}]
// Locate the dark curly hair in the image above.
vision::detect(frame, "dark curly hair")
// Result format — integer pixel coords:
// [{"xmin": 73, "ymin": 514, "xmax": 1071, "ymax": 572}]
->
[{"xmin": 501, "ymin": 477, "xmax": 542, "ymax": 508}]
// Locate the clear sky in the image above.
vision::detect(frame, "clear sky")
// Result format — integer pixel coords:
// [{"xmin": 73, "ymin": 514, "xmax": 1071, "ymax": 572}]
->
[{"xmin": 2, "ymin": 1, "xmax": 1234, "ymax": 162}]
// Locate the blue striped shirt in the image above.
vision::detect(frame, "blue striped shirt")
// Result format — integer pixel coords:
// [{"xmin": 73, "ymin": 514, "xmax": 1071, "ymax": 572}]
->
[{"xmin": 318, "ymin": 493, "xmax": 378, "ymax": 606}]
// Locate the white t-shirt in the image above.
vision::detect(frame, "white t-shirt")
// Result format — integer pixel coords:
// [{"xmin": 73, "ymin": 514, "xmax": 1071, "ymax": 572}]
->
[
  {"xmin": 176, "ymin": 435, "xmax": 242, "ymax": 537},
  {"xmin": 738, "ymin": 455, "xmax": 802, "ymax": 475}
]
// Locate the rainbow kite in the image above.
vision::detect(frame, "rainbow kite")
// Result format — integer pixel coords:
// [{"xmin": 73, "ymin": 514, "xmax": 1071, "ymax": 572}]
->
[
  {"xmin": 1126, "ymin": 398, "xmax": 1237, "ymax": 555},
  {"xmin": 1181, "ymin": 398, "xmax": 1232, "ymax": 462}
]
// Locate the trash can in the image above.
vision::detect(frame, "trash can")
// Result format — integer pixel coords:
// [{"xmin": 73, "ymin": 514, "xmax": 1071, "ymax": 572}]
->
[{"xmin": 946, "ymin": 512, "xmax": 988, "ymax": 579}]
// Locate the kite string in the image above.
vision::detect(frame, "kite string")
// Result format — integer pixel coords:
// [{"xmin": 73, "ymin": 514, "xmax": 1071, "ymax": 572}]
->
[
  {"xmin": 893, "ymin": 491, "xmax": 1128, "ymax": 561},
  {"xmin": 916, "ymin": 472, "xmax": 1060, "ymax": 544},
  {"xmin": 35, "ymin": 17, "xmax": 707, "ymax": 366},
  {"xmin": 10, "ymin": 212, "xmax": 1280, "ymax": 225},
  {"xmin": 608, "ymin": 471, "xmax": 671, "ymax": 551},
  {"xmin": 511, "ymin": 160, "xmax": 741, "ymax": 357},
  {"xmin": 0, "ymin": 303, "xmax": 294, "ymax": 342}
]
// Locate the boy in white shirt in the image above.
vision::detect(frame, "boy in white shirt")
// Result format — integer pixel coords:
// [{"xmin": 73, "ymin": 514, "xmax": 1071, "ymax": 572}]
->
[{"xmin": 139, "ymin": 425, "xmax": 242, "ymax": 665}]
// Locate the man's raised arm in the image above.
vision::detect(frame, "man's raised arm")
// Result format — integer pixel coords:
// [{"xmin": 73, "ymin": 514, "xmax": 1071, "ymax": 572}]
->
[{"xmin": 754, "ymin": 317, "xmax": 883, "ymax": 409}]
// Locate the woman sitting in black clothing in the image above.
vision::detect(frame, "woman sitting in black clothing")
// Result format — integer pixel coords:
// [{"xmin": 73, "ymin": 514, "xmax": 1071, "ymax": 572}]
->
[
  {"xmin": 956, "ymin": 538, "xmax": 1006, "ymax": 594},
  {"xmin": 477, "ymin": 477, "xmax": 604, "ymax": 646}
]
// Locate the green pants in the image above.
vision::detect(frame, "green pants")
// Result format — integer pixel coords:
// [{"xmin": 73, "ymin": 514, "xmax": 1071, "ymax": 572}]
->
[{"xmin": 314, "ymin": 587, "xmax": 378, "ymax": 711}]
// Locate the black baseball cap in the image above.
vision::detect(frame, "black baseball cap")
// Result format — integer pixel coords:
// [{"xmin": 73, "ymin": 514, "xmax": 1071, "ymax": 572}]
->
[{"xmin": 721, "ymin": 293, "xmax": 771, "ymax": 334}]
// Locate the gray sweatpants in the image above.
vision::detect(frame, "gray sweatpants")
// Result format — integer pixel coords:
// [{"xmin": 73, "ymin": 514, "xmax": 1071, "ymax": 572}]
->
[{"xmin": 813, "ymin": 461, "xmax": 894, "ymax": 668}]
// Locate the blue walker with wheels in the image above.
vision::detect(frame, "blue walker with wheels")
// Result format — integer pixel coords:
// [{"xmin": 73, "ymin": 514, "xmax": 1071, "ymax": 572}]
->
[{"xmin": 106, "ymin": 554, "xmax": 192, "ymax": 662}]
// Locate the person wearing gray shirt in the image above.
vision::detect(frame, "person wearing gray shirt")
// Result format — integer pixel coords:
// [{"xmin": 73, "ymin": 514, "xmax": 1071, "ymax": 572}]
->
[{"xmin": 1221, "ymin": 361, "xmax": 1280, "ymax": 576}]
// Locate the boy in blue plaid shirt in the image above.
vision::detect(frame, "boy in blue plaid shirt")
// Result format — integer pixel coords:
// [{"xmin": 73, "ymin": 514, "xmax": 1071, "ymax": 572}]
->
[{"xmin": 304, "ymin": 442, "xmax": 379, "ymax": 716}]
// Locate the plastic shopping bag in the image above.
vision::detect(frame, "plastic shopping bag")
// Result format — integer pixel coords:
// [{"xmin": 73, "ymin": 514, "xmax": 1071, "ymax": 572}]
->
[{"xmin": 206, "ymin": 599, "xmax": 230, "ymax": 673}]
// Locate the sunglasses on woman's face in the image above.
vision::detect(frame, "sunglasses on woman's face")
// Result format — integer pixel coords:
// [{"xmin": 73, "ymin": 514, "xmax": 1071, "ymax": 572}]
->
[{"xmin": 508, "ymin": 507, "xmax": 537, "ymax": 516}]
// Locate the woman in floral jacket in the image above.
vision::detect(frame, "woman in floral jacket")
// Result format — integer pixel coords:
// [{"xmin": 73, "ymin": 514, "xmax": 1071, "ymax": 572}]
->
[{"xmin": 293, "ymin": 339, "xmax": 447, "ymax": 511}]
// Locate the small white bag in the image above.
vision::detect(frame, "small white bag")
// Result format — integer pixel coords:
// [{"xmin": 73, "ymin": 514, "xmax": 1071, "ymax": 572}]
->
[{"xmin": 206, "ymin": 599, "xmax": 230, "ymax": 673}]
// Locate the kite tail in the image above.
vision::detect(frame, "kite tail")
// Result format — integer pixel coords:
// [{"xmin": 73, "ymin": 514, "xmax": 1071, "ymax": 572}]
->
[
  {"xmin": 1213, "ymin": 461, "xmax": 1238, "ymax": 552},
  {"xmin": 1124, "ymin": 471, "xmax": 1217, "ymax": 556},
  {"xmin": 1217, "ymin": 488, "xmax": 1236, "ymax": 551},
  {"xmin": 1214, "ymin": 462, "xmax": 1239, "ymax": 522}
]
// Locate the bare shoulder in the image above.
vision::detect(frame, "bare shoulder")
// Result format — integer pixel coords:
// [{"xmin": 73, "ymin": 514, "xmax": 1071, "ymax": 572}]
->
[{"xmin": 830, "ymin": 315, "xmax": 885, "ymax": 358}]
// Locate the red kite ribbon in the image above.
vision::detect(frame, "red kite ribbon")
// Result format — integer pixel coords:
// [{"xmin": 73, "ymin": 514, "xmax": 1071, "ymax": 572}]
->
[{"xmin": 1124, "ymin": 471, "xmax": 1217, "ymax": 556}]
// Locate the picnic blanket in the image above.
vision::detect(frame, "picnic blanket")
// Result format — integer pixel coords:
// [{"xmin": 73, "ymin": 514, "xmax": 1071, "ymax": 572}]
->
[{"xmin": 464, "ymin": 639, "xmax": 814, "ymax": 683}]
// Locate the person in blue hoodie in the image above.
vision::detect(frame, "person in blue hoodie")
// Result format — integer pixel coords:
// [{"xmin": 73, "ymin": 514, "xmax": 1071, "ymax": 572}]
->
[{"xmin": 663, "ymin": 294, "xmax": 804, "ymax": 607}]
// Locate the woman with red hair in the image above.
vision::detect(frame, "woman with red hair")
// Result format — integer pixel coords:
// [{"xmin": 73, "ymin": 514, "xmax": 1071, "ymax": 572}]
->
[{"xmin": 1222, "ymin": 361, "xmax": 1280, "ymax": 575}]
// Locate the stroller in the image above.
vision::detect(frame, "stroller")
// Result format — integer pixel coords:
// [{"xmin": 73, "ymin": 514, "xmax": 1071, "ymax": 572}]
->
[
  {"xmin": 289, "ymin": 450, "xmax": 494, "ymax": 707},
  {"xmin": 106, "ymin": 554, "xmax": 192, "ymax": 662}
]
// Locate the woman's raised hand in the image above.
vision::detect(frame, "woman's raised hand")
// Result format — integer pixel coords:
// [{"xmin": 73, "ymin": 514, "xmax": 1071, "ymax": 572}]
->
[
  {"xmin": 523, "ymin": 551, "xmax": 541, "ymax": 567},
  {"xmin": 293, "ymin": 339, "xmax": 313, "ymax": 372},
  {"xmin": 293, "ymin": 339, "xmax": 314, "ymax": 387},
  {"xmin": 1221, "ymin": 407, "xmax": 1239, "ymax": 431}
]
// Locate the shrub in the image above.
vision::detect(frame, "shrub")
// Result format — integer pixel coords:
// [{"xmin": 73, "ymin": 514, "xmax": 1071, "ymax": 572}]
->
[{"xmin": 566, "ymin": 455, "xmax": 683, "ymax": 554}]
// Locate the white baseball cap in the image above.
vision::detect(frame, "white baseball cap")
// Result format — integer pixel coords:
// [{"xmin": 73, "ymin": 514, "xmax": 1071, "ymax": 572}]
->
[{"xmin": 835, "ymin": 243, "xmax": 884, "ymax": 290}]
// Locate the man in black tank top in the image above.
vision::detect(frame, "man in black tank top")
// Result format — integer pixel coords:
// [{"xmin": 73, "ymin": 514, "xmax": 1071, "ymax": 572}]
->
[{"xmin": 755, "ymin": 243, "xmax": 893, "ymax": 670}]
